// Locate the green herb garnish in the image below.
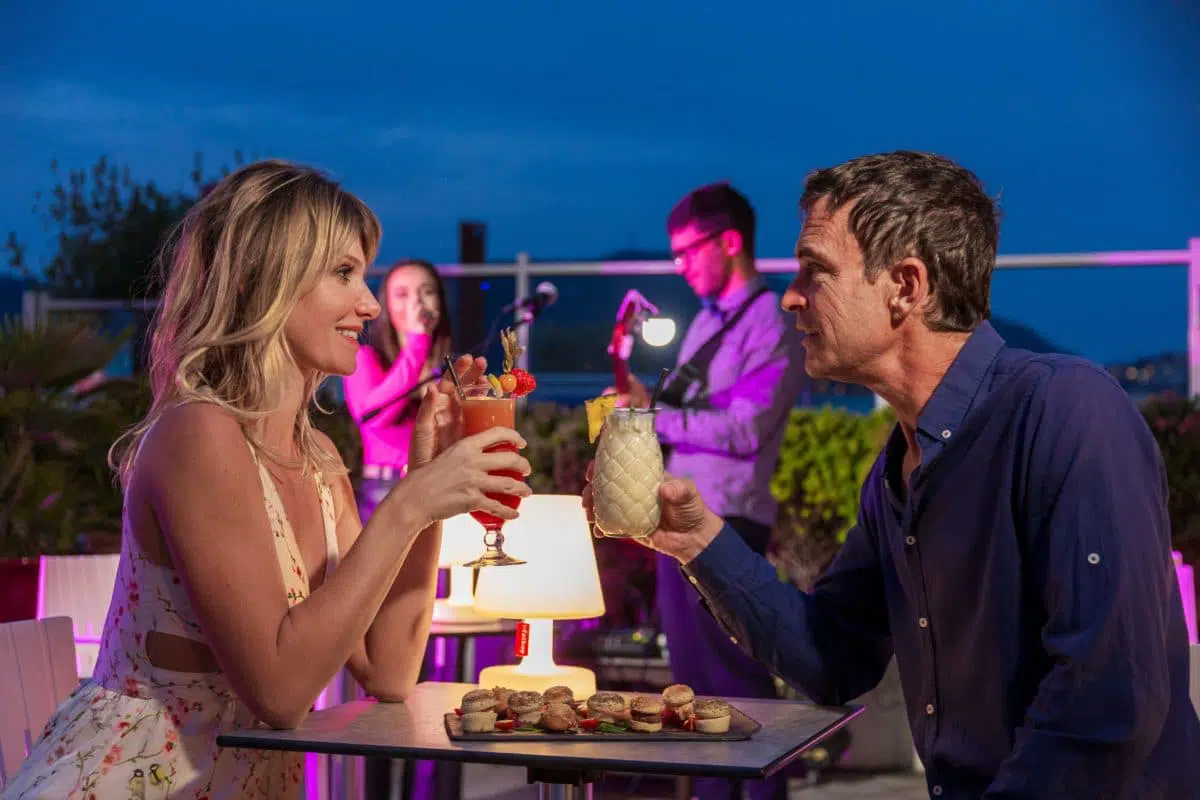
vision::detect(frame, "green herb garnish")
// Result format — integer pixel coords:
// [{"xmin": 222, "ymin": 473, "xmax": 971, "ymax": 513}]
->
[{"xmin": 597, "ymin": 722, "xmax": 626, "ymax": 734}]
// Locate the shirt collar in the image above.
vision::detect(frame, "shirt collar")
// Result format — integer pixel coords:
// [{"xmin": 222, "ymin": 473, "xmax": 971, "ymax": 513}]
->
[
  {"xmin": 916, "ymin": 320, "xmax": 1005, "ymax": 446},
  {"xmin": 702, "ymin": 275, "xmax": 766, "ymax": 319}
]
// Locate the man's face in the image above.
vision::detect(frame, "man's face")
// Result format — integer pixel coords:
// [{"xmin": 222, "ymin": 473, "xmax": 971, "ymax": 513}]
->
[
  {"xmin": 670, "ymin": 222, "xmax": 732, "ymax": 301},
  {"xmin": 781, "ymin": 198, "xmax": 895, "ymax": 382}
]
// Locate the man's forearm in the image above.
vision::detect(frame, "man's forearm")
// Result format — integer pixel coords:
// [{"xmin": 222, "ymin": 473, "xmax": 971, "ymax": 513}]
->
[{"xmin": 681, "ymin": 524, "xmax": 892, "ymax": 705}]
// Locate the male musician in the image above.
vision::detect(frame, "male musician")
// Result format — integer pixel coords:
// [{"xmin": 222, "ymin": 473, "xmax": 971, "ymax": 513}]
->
[{"xmin": 614, "ymin": 182, "xmax": 806, "ymax": 800}]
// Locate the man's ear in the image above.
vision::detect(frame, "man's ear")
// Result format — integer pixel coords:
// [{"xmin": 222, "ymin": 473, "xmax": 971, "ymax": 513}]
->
[
  {"xmin": 720, "ymin": 229, "xmax": 745, "ymax": 259},
  {"xmin": 886, "ymin": 256, "xmax": 930, "ymax": 324}
]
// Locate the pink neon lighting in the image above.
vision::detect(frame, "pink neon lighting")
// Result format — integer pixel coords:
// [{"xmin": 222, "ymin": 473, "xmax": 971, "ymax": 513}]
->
[{"xmin": 1176, "ymin": 552, "xmax": 1197, "ymax": 645}]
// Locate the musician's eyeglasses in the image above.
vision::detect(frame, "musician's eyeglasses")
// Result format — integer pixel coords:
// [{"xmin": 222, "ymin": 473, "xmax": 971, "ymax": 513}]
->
[{"xmin": 672, "ymin": 229, "xmax": 727, "ymax": 267}]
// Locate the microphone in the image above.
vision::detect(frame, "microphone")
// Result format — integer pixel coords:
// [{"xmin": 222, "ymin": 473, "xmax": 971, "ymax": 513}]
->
[{"xmin": 504, "ymin": 281, "xmax": 559, "ymax": 317}]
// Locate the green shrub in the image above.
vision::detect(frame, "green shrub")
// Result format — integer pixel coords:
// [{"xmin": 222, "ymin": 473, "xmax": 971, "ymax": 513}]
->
[{"xmin": 768, "ymin": 405, "xmax": 894, "ymax": 589}]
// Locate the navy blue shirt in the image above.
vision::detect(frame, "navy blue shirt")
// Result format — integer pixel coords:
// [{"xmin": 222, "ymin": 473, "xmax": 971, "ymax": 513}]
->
[{"xmin": 684, "ymin": 322, "xmax": 1200, "ymax": 798}]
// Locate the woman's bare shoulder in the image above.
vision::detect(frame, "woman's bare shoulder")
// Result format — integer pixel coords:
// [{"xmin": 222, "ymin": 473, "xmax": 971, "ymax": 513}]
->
[{"xmin": 135, "ymin": 403, "xmax": 255, "ymax": 487}]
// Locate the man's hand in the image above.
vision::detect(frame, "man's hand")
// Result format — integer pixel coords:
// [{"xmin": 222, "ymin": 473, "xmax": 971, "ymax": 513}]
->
[
  {"xmin": 602, "ymin": 374, "xmax": 650, "ymax": 410},
  {"xmin": 581, "ymin": 461, "xmax": 724, "ymax": 564}
]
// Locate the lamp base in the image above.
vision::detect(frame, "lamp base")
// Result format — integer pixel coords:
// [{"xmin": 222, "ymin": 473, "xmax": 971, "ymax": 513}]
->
[
  {"xmin": 431, "ymin": 600, "xmax": 495, "ymax": 626},
  {"xmin": 477, "ymin": 664, "xmax": 597, "ymax": 699}
]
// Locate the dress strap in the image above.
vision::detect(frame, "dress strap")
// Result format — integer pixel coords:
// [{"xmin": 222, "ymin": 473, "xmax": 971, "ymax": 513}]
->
[{"xmin": 314, "ymin": 472, "xmax": 341, "ymax": 577}]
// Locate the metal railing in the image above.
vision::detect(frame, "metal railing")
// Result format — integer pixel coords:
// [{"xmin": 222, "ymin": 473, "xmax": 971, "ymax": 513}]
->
[{"xmin": 21, "ymin": 239, "xmax": 1200, "ymax": 395}]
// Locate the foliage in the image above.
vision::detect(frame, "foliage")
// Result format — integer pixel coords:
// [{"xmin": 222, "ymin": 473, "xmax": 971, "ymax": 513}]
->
[
  {"xmin": 5, "ymin": 153, "xmax": 241, "ymax": 300},
  {"xmin": 0, "ymin": 315, "xmax": 148, "ymax": 557},
  {"xmin": 6, "ymin": 153, "xmax": 245, "ymax": 372},
  {"xmin": 1141, "ymin": 392, "xmax": 1200, "ymax": 565},
  {"xmin": 768, "ymin": 405, "xmax": 895, "ymax": 590}
]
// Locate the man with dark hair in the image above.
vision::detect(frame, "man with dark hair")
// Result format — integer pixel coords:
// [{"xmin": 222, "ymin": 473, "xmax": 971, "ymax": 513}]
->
[
  {"xmin": 613, "ymin": 181, "xmax": 806, "ymax": 800},
  {"xmin": 588, "ymin": 152, "xmax": 1200, "ymax": 798}
]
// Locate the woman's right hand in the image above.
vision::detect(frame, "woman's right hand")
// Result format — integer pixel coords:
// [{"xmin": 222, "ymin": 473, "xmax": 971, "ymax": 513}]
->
[{"xmin": 390, "ymin": 425, "xmax": 531, "ymax": 528}]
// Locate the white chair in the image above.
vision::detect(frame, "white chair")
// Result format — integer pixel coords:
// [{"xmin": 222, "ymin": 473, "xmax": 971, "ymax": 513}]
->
[
  {"xmin": 0, "ymin": 616, "xmax": 78, "ymax": 789},
  {"xmin": 38, "ymin": 554, "xmax": 120, "ymax": 678}
]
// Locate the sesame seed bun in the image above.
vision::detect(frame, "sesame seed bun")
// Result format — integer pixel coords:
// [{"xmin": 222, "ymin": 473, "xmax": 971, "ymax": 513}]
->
[
  {"xmin": 585, "ymin": 691, "xmax": 627, "ymax": 722},
  {"xmin": 461, "ymin": 689, "xmax": 497, "ymax": 714},
  {"xmin": 543, "ymin": 685, "xmax": 574, "ymax": 705},
  {"xmin": 692, "ymin": 698, "xmax": 732, "ymax": 734}
]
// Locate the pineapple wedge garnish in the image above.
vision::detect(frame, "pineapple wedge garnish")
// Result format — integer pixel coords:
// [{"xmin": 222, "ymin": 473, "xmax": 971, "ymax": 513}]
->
[{"xmin": 584, "ymin": 394, "xmax": 618, "ymax": 444}]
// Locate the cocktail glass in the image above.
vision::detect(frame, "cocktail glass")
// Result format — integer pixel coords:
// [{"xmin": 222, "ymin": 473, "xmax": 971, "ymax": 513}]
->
[
  {"xmin": 460, "ymin": 383, "xmax": 526, "ymax": 567},
  {"xmin": 592, "ymin": 407, "xmax": 664, "ymax": 538}
]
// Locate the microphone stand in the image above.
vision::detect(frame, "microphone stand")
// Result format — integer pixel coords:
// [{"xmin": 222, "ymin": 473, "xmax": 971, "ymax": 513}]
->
[{"xmin": 356, "ymin": 306, "xmax": 540, "ymax": 424}]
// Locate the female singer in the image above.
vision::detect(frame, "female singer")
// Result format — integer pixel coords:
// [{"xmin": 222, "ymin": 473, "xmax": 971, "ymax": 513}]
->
[{"xmin": 343, "ymin": 259, "xmax": 453, "ymax": 520}]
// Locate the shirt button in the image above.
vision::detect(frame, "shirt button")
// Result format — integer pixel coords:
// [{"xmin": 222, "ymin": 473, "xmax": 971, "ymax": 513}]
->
[
  {"xmin": 926, "ymin": 703, "xmax": 935, "ymax": 715},
  {"xmin": 1087, "ymin": 553, "xmax": 1101, "ymax": 565},
  {"xmin": 905, "ymin": 535, "xmax": 915, "ymax": 546},
  {"xmin": 940, "ymin": 429, "xmax": 951, "ymax": 439},
  {"xmin": 918, "ymin": 617, "xmax": 929, "ymax": 628},
  {"xmin": 932, "ymin": 787, "xmax": 943, "ymax": 796},
  {"xmin": 688, "ymin": 575, "xmax": 699, "ymax": 585},
  {"xmin": 729, "ymin": 636, "xmax": 738, "ymax": 645}
]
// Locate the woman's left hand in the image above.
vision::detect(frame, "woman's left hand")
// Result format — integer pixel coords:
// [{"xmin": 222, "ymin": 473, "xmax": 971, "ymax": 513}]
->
[{"xmin": 408, "ymin": 354, "xmax": 488, "ymax": 470}]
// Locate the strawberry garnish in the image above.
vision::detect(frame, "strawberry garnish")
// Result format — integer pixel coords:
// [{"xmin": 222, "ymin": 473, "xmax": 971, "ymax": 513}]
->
[{"xmin": 511, "ymin": 368, "xmax": 537, "ymax": 397}]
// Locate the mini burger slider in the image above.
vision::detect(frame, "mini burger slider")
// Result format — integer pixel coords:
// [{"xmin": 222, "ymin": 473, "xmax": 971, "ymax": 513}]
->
[
  {"xmin": 662, "ymin": 683, "xmax": 695, "ymax": 722},
  {"xmin": 507, "ymin": 690, "xmax": 544, "ymax": 726},
  {"xmin": 692, "ymin": 698, "xmax": 733, "ymax": 734},
  {"xmin": 491, "ymin": 686, "xmax": 514, "ymax": 714},
  {"xmin": 460, "ymin": 688, "xmax": 498, "ymax": 733},
  {"xmin": 541, "ymin": 701, "xmax": 578, "ymax": 732},
  {"xmin": 542, "ymin": 685, "xmax": 574, "ymax": 705},
  {"xmin": 585, "ymin": 691, "xmax": 627, "ymax": 722},
  {"xmin": 628, "ymin": 695, "xmax": 664, "ymax": 733}
]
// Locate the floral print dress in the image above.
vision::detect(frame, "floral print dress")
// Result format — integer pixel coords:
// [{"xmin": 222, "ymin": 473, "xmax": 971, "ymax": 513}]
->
[{"xmin": 1, "ymin": 447, "xmax": 340, "ymax": 800}]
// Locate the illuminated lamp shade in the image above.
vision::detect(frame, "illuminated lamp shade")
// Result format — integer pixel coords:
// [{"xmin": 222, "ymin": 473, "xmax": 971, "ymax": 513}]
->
[
  {"xmin": 431, "ymin": 514, "xmax": 498, "ymax": 625},
  {"xmin": 473, "ymin": 495, "xmax": 605, "ymax": 698}
]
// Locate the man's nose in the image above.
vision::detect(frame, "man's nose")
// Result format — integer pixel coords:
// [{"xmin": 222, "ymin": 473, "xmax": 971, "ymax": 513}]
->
[{"xmin": 781, "ymin": 287, "xmax": 805, "ymax": 313}]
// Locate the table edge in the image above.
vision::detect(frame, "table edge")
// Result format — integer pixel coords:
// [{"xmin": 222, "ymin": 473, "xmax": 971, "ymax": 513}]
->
[{"xmin": 216, "ymin": 704, "xmax": 866, "ymax": 781}]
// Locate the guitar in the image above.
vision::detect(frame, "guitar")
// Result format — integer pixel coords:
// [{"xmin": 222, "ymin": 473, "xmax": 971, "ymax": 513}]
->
[{"xmin": 607, "ymin": 290, "xmax": 660, "ymax": 395}]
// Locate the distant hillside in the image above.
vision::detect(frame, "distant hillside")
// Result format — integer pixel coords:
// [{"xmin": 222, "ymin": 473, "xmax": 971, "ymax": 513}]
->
[{"xmin": 989, "ymin": 317, "xmax": 1071, "ymax": 355}]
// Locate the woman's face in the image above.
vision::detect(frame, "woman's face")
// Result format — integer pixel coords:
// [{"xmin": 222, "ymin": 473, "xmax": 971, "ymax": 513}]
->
[{"xmin": 385, "ymin": 265, "xmax": 441, "ymax": 334}]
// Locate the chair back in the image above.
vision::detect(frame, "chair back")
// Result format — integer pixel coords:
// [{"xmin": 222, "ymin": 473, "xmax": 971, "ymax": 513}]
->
[
  {"xmin": 0, "ymin": 616, "xmax": 78, "ymax": 788},
  {"xmin": 1190, "ymin": 644, "xmax": 1199, "ymax": 716}
]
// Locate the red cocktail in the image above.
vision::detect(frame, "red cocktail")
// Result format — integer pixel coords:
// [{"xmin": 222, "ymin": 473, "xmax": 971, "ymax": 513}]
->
[{"xmin": 460, "ymin": 384, "xmax": 525, "ymax": 567}]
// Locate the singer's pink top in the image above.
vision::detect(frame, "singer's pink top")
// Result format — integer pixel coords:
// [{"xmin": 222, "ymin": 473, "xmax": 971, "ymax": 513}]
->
[{"xmin": 343, "ymin": 333, "xmax": 432, "ymax": 471}]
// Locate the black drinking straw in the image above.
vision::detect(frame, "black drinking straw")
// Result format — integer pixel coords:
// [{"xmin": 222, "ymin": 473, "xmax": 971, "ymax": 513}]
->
[
  {"xmin": 649, "ymin": 367, "xmax": 670, "ymax": 409},
  {"xmin": 443, "ymin": 355, "xmax": 465, "ymax": 400}
]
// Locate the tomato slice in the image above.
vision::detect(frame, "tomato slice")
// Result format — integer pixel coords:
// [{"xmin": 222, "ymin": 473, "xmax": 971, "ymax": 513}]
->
[
  {"xmin": 495, "ymin": 719, "xmax": 516, "ymax": 732},
  {"xmin": 454, "ymin": 708, "xmax": 463, "ymax": 716},
  {"xmin": 578, "ymin": 717, "xmax": 600, "ymax": 731}
]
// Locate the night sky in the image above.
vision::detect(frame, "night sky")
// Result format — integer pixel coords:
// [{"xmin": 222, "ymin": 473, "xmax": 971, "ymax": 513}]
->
[{"xmin": 2, "ymin": 0, "xmax": 1198, "ymax": 364}]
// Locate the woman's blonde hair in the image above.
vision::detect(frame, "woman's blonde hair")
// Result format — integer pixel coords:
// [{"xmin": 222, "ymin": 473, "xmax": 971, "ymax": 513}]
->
[{"xmin": 110, "ymin": 159, "xmax": 382, "ymax": 485}]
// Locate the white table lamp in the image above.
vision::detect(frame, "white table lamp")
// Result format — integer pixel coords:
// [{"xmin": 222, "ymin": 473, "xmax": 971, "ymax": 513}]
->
[
  {"xmin": 431, "ymin": 514, "xmax": 497, "ymax": 625},
  {"xmin": 473, "ymin": 494, "xmax": 606, "ymax": 698}
]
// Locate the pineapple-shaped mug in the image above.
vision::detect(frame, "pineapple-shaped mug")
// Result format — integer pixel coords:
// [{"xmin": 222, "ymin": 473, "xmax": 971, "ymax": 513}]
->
[{"xmin": 592, "ymin": 407, "xmax": 664, "ymax": 538}]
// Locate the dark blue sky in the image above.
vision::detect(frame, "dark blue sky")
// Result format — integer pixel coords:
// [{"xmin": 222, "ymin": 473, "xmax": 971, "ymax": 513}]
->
[{"xmin": 2, "ymin": 0, "xmax": 1197, "ymax": 363}]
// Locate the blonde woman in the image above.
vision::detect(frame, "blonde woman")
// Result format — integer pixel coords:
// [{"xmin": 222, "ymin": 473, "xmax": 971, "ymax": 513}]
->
[{"xmin": 1, "ymin": 160, "xmax": 530, "ymax": 799}]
